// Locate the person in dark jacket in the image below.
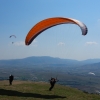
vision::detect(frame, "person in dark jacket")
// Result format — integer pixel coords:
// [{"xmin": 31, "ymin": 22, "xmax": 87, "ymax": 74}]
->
[
  {"xmin": 49, "ymin": 77, "xmax": 58, "ymax": 91},
  {"xmin": 9, "ymin": 74, "xmax": 14, "ymax": 85}
]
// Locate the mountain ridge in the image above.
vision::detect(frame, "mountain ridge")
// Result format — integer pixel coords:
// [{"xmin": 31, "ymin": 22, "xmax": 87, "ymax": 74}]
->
[{"xmin": 0, "ymin": 56, "xmax": 100, "ymax": 66}]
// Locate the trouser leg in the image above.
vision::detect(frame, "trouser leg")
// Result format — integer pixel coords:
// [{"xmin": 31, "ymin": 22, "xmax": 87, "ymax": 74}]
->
[{"xmin": 49, "ymin": 85, "xmax": 54, "ymax": 91}]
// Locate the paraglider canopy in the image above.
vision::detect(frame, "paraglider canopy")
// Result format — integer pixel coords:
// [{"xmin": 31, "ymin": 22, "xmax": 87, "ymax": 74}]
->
[
  {"xmin": 9, "ymin": 35, "xmax": 16, "ymax": 38},
  {"xmin": 9, "ymin": 35, "xmax": 16, "ymax": 44},
  {"xmin": 25, "ymin": 17, "xmax": 88, "ymax": 45}
]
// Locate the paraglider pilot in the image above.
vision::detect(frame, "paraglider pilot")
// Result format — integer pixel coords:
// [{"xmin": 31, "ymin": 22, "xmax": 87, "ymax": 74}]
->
[
  {"xmin": 49, "ymin": 77, "xmax": 58, "ymax": 91},
  {"xmin": 9, "ymin": 74, "xmax": 14, "ymax": 85}
]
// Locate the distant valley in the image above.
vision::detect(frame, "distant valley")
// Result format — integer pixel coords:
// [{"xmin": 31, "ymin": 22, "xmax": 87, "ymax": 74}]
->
[{"xmin": 0, "ymin": 56, "xmax": 100, "ymax": 93}]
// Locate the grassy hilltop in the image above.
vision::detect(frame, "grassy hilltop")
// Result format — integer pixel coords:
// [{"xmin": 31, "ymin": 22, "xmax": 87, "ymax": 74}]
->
[{"xmin": 0, "ymin": 80, "xmax": 100, "ymax": 100}]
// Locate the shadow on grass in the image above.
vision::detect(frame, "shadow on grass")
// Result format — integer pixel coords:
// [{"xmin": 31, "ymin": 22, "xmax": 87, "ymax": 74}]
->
[{"xmin": 0, "ymin": 89, "xmax": 66, "ymax": 99}]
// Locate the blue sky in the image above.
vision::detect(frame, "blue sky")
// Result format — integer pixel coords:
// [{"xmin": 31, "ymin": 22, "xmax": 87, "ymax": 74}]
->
[{"xmin": 0, "ymin": 0, "xmax": 100, "ymax": 60}]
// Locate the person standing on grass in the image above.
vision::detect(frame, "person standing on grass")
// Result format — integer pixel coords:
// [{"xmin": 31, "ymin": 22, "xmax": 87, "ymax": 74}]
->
[{"xmin": 9, "ymin": 74, "xmax": 14, "ymax": 85}]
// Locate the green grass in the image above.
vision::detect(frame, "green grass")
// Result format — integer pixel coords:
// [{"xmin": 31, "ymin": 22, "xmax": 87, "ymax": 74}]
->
[{"xmin": 0, "ymin": 80, "xmax": 100, "ymax": 100}]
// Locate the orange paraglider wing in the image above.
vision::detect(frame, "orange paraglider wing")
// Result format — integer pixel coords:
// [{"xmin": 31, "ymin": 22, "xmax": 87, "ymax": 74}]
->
[{"xmin": 25, "ymin": 17, "xmax": 88, "ymax": 45}]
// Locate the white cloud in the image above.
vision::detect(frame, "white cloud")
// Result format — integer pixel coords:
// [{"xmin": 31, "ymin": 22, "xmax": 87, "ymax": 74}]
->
[
  {"xmin": 97, "ymin": 19, "xmax": 100, "ymax": 22},
  {"xmin": 13, "ymin": 41, "xmax": 25, "ymax": 46},
  {"xmin": 13, "ymin": 39, "xmax": 38, "ymax": 46},
  {"xmin": 31, "ymin": 39, "xmax": 38, "ymax": 46},
  {"xmin": 85, "ymin": 42, "xmax": 98, "ymax": 45},
  {"xmin": 97, "ymin": 19, "xmax": 100, "ymax": 26},
  {"xmin": 88, "ymin": 72, "xmax": 95, "ymax": 75},
  {"xmin": 57, "ymin": 42, "xmax": 65, "ymax": 46},
  {"xmin": 32, "ymin": 39, "xmax": 37, "ymax": 43}
]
